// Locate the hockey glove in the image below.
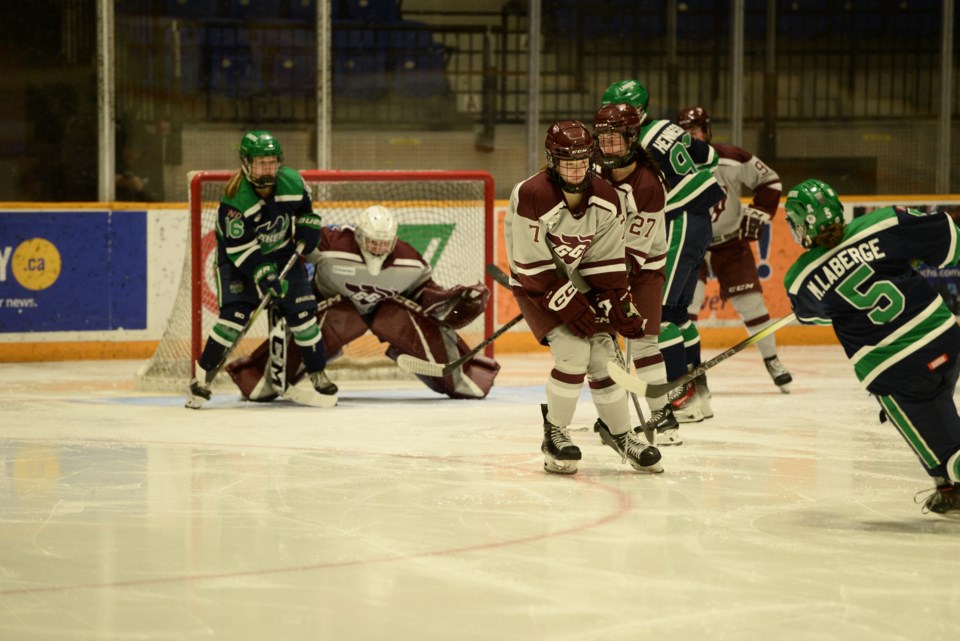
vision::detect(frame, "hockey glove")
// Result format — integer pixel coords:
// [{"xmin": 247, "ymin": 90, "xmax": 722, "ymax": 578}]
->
[
  {"xmin": 593, "ymin": 289, "xmax": 645, "ymax": 338},
  {"xmin": 254, "ymin": 263, "xmax": 289, "ymax": 300},
  {"xmin": 294, "ymin": 212, "xmax": 324, "ymax": 254},
  {"xmin": 740, "ymin": 205, "xmax": 772, "ymax": 241},
  {"xmin": 420, "ymin": 283, "xmax": 490, "ymax": 329},
  {"xmin": 544, "ymin": 281, "xmax": 597, "ymax": 338}
]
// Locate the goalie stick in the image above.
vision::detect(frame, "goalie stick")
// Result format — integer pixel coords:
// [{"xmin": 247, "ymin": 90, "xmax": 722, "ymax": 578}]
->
[
  {"xmin": 606, "ymin": 313, "xmax": 798, "ymax": 398},
  {"xmin": 395, "ymin": 313, "xmax": 523, "ymax": 378},
  {"xmin": 264, "ymin": 305, "xmax": 337, "ymax": 409},
  {"xmin": 484, "ymin": 264, "xmax": 653, "ymax": 439}
]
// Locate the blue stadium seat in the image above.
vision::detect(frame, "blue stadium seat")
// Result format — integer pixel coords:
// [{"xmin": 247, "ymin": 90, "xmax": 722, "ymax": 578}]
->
[
  {"xmin": 387, "ymin": 21, "xmax": 450, "ymax": 98},
  {"xmin": 227, "ymin": 0, "xmax": 283, "ymax": 21},
  {"xmin": 256, "ymin": 27, "xmax": 316, "ymax": 95},
  {"xmin": 334, "ymin": 0, "xmax": 400, "ymax": 23},
  {"xmin": 333, "ymin": 51, "xmax": 388, "ymax": 99},
  {"xmin": 205, "ymin": 23, "xmax": 263, "ymax": 97},
  {"xmin": 289, "ymin": 0, "xmax": 315, "ymax": 23},
  {"xmin": 164, "ymin": 0, "xmax": 219, "ymax": 19}
]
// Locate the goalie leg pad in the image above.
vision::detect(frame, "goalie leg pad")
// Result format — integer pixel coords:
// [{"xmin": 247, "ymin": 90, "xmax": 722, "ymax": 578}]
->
[{"xmin": 372, "ymin": 299, "xmax": 500, "ymax": 398}]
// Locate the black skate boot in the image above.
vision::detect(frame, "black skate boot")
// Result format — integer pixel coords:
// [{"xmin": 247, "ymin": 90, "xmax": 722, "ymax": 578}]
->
[
  {"xmin": 764, "ymin": 355, "xmax": 792, "ymax": 393},
  {"xmin": 641, "ymin": 405, "xmax": 682, "ymax": 446},
  {"xmin": 917, "ymin": 483, "xmax": 960, "ymax": 520},
  {"xmin": 541, "ymin": 404, "xmax": 581, "ymax": 475},
  {"xmin": 185, "ymin": 362, "xmax": 213, "ymax": 409},
  {"xmin": 310, "ymin": 370, "xmax": 339, "ymax": 396},
  {"xmin": 594, "ymin": 418, "xmax": 663, "ymax": 473}
]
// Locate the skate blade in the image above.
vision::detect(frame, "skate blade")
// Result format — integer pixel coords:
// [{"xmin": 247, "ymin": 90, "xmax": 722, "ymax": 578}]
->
[
  {"xmin": 633, "ymin": 461, "xmax": 665, "ymax": 474},
  {"xmin": 656, "ymin": 430, "xmax": 683, "ymax": 446},
  {"xmin": 543, "ymin": 456, "xmax": 579, "ymax": 475},
  {"xmin": 184, "ymin": 396, "xmax": 206, "ymax": 410}
]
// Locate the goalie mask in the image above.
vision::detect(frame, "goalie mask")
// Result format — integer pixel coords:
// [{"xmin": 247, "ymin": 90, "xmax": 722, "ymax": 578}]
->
[
  {"xmin": 601, "ymin": 79, "xmax": 649, "ymax": 122},
  {"xmin": 593, "ymin": 103, "xmax": 641, "ymax": 169},
  {"xmin": 784, "ymin": 179, "xmax": 844, "ymax": 248},
  {"xmin": 240, "ymin": 130, "xmax": 283, "ymax": 189},
  {"xmin": 356, "ymin": 205, "xmax": 398, "ymax": 276},
  {"xmin": 544, "ymin": 120, "xmax": 595, "ymax": 194},
  {"xmin": 677, "ymin": 105, "xmax": 712, "ymax": 143}
]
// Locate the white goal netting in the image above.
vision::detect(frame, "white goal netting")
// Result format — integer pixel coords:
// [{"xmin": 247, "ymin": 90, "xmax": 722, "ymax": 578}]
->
[{"xmin": 138, "ymin": 170, "xmax": 495, "ymax": 391}]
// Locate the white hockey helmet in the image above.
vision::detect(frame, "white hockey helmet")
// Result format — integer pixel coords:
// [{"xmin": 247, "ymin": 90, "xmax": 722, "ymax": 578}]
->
[{"xmin": 356, "ymin": 205, "xmax": 398, "ymax": 275}]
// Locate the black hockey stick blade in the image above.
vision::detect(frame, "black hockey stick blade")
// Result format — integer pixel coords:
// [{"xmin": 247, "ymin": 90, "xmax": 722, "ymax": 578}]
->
[
  {"xmin": 485, "ymin": 263, "xmax": 510, "ymax": 287},
  {"xmin": 607, "ymin": 313, "xmax": 798, "ymax": 398},
  {"xmin": 396, "ymin": 312, "xmax": 525, "ymax": 377}
]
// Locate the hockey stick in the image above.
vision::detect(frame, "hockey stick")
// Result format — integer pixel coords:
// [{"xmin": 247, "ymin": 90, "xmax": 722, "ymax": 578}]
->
[
  {"xmin": 262, "ymin": 306, "xmax": 336, "ymax": 408},
  {"xmin": 606, "ymin": 312, "xmax": 798, "ymax": 398},
  {"xmin": 395, "ymin": 313, "xmax": 523, "ymax": 377},
  {"xmin": 395, "ymin": 264, "xmax": 524, "ymax": 377},
  {"xmin": 619, "ymin": 340, "xmax": 655, "ymax": 443}
]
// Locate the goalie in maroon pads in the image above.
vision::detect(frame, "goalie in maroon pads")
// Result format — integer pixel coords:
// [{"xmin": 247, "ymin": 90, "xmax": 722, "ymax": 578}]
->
[{"xmin": 227, "ymin": 205, "xmax": 499, "ymax": 399}]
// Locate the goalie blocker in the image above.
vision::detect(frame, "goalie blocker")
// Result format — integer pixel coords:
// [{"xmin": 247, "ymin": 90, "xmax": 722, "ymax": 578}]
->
[{"xmin": 227, "ymin": 291, "xmax": 500, "ymax": 400}]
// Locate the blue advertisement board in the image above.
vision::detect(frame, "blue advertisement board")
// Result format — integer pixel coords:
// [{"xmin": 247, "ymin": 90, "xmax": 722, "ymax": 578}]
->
[{"xmin": 0, "ymin": 210, "xmax": 147, "ymax": 332}]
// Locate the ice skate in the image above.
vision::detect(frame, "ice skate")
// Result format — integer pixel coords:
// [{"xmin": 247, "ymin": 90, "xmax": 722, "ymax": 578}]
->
[
  {"xmin": 309, "ymin": 370, "xmax": 339, "ymax": 396},
  {"xmin": 185, "ymin": 362, "xmax": 212, "ymax": 409},
  {"xmin": 541, "ymin": 404, "xmax": 581, "ymax": 474},
  {"xmin": 694, "ymin": 373, "xmax": 713, "ymax": 419},
  {"xmin": 764, "ymin": 355, "xmax": 792, "ymax": 393},
  {"xmin": 668, "ymin": 380, "xmax": 704, "ymax": 423},
  {"xmin": 595, "ymin": 418, "xmax": 663, "ymax": 473},
  {"xmin": 916, "ymin": 483, "xmax": 960, "ymax": 520},
  {"xmin": 641, "ymin": 405, "xmax": 682, "ymax": 446}
]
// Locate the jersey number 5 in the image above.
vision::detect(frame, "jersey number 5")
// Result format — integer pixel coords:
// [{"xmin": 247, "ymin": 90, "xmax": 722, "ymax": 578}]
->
[{"xmin": 835, "ymin": 263, "xmax": 905, "ymax": 325}]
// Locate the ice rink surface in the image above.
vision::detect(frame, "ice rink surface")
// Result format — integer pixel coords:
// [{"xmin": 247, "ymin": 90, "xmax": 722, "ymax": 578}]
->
[{"xmin": 1, "ymin": 345, "xmax": 958, "ymax": 641}]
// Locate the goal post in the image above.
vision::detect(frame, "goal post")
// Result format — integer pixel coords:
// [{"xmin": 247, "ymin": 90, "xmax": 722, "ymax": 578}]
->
[{"xmin": 138, "ymin": 169, "xmax": 496, "ymax": 391}]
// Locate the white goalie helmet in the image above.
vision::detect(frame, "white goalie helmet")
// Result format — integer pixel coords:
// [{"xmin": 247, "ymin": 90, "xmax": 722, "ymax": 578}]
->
[{"xmin": 356, "ymin": 205, "xmax": 398, "ymax": 275}]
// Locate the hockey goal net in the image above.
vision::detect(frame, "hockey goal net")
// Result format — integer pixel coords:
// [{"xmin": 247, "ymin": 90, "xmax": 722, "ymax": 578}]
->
[{"xmin": 138, "ymin": 170, "xmax": 495, "ymax": 391}]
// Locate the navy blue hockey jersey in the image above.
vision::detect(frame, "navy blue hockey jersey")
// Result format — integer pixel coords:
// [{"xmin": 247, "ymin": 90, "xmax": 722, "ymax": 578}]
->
[{"xmin": 784, "ymin": 206, "xmax": 960, "ymax": 394}]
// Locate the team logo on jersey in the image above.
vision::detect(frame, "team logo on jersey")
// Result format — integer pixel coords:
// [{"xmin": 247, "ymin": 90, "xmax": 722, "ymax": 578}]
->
[
  {"xmin": 547, "ymin": 231, "xmax": 593, "ymax": 265},
  {"xmin": 255, "ymin": 216, "xmax": 290, "ymax": 253},
  {"xmin": 345, "ymin": 282, "xmax": 396, "ymax": 305}
]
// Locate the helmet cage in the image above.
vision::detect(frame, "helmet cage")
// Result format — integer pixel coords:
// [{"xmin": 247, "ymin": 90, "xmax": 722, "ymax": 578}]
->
[
  {"xmin": 356, "ymin": 205, "xmax": 398, "ymax": 275},
  {"xmin": 593, "ymin": 103, "xmax": 641, "ymax": 169},
  {"xmin": 240, "ymin": 131, "xmax": 284, "ymax": 189},
  {"xmin": 544, "ymin": 120, "xmax": 595, "ymax": 193}
]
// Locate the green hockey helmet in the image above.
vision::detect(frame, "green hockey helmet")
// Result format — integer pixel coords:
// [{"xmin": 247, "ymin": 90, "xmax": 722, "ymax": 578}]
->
[
  {"xmin": 784, "ymin": 179, "xmax": 844, "ymax": 248},
  {"xmin": 601, "ymin": 80, "xmax": 649, "ymax": 120},
  {"xmin": 239, "ymin": 130, "xmax": 283, "ymax": 189}
]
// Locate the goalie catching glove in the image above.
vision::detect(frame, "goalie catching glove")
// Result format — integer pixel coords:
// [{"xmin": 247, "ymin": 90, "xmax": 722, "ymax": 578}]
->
[
  {"xmin": 419, "ymin": 283, "xmax": 490, "ymax": 329},
  {"xmin": 592, "ymin": 289, "xmax": 645, "ymax": 338},
  {"xmin": 740, "ymin": 205, "xmax": 772, "ymax": 241}
]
